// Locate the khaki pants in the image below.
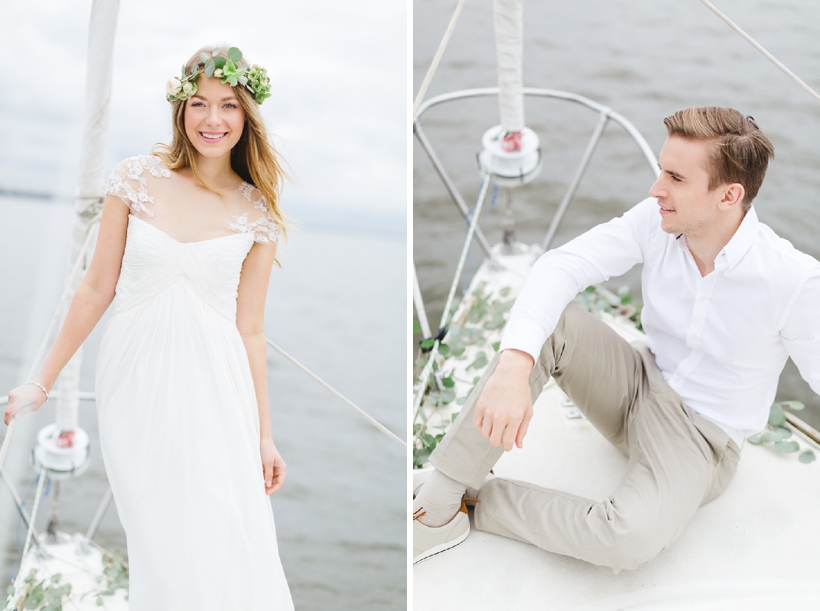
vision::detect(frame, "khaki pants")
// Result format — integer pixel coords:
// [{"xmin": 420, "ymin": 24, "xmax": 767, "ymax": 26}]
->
[{"xmin": 429, "ymin": 303, "xmax": 740, "ymax": 572}]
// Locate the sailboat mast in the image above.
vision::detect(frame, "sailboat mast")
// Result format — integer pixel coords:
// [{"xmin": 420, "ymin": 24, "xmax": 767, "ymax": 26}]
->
[
  {"xmin": 55, "ymin": 0, "xmax": 120, "ymax": 437},
  {"xmin": 478, "ymin": 0, "xmax": 541, "ymax": 248},
  {"xmin": 494, "ymin": 0, "xmax": 525, "ymax": 143}
]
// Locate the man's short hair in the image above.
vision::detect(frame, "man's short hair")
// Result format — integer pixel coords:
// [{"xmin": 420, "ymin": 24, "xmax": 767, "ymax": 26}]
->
[{"xmin": 663, "ymin": 107, "xmax": 775, "ymax": 212}]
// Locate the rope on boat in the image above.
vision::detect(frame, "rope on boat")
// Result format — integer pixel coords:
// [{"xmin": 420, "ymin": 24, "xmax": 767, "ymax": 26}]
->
[
  {"xmin": 413, "ymin": 0, "xmax": 467, "ymax": 116},
  {"xmin": 0, "ymin": 216, "xmax": 101, "ymax": 475},
  {"xmin": 699, "ymin": 0, "xmax": 820, "ymax": 105},
  {"xmin": 265, "ymin": 338, "xmax": 406, "ymax": 449}
]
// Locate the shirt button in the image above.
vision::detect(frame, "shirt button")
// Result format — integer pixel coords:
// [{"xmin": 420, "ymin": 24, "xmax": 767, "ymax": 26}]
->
[
  {"xmin": 699, "ymin": 296, "xmax": 708, "ymax": 303},
  {"xmin": 689, "ymin": 335, "xmax": 697, "ymax": 342}
]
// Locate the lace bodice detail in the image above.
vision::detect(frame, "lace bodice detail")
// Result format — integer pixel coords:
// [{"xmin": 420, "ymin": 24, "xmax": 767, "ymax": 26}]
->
[
  {"xmin": 104, "ymin": 155, "xmax": 280, "ymax": 244},
  {"xmin": 228, "ymin": 191, "xmax": 280, "ymax": 244}
]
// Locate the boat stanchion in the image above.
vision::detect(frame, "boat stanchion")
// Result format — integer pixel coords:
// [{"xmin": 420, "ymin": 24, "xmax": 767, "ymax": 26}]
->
[
  {"xmin": 541, "ymin": 110, "xmax": 610, "ymax": 251},
  {"xmin": 0, "ymin": 469, "xmax": 41, "ymax": 546},
  {"xmin": 413, "ymin": 264, "xmax": 433, "ymax": 340},
  {"xmin": 82, "ymin": 487, "xmax": 114, "ymax": 551},
  {"xmin": 414, "ymin": 121, "xmax": 494, "ymax": 257},
  {"xmin": 20, "ymin": 467, "xmax": 47, "ymax": 561},
  {"xmin": 45, "ymin": 480, "xmax": 61, "ymax": 543}
]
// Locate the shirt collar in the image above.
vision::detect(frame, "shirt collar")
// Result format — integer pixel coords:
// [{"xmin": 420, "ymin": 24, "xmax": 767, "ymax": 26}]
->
[
  {"xmin": 722, "ymin": 205, "xmax": 760, "ymax": 269},
  {"xmin": 672, "ymin": 205, "xmax": 760, "ymax": 270}
]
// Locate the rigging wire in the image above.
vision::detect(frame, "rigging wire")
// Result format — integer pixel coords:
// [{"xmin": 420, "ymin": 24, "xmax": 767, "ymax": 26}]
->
[
  {"xmin": 413, "ymin": 176, "xmax": 493, "ymax": 437},
  {"xmin": 413, "ymin": 0, "xmax": 467, "ymax": 117},
  {"xmin": 265, "ymin": 338, "xmax": 406, "ymax": 449},
  {"xmin": 699, "ymin": 0, "xmax": 820, "ymax": 105},
  {"xmin": 462, "ymin": 183, "xmax": 498, "ymax": 294}
]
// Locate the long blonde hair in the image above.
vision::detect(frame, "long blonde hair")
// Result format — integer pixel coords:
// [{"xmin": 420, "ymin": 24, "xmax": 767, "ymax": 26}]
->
[{"xmin": 152, "ymin": 44, "xmax": 289, "ymax": 238}]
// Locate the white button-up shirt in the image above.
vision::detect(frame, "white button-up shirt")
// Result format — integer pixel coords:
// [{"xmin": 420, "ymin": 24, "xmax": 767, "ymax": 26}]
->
[{"xmin": 500, "ymin": 197, "xmax": 820, "ymax": 446}]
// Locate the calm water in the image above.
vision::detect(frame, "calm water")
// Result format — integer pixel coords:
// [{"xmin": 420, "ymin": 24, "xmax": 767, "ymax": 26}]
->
[
  {"xmin": 414, "ymin": 0, "xmax": 820, "ymax": 428},
  {"xmin": 0, "ymin": 197, "xmax": 406, "ymax": 609}
]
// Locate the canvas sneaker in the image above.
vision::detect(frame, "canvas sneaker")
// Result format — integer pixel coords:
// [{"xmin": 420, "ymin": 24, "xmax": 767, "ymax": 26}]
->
[{"xmin": 413, "ymin": 500, "xmax": 470, "ymax": 564}]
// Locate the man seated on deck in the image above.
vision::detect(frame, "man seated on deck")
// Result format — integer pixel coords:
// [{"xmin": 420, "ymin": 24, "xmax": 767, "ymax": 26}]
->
[{"xmin": 413, "ymin": 107, "xmax": 820, "ymax": 572}]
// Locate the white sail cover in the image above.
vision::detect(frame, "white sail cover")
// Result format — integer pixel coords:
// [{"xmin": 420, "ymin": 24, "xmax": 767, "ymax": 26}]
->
[
  {"xmin": 56, "ymin": 0, "xmax": 120, "ymax": 432},
  {"xmin": 493, "ymin": 0, "xmax": 525, "ymax": 133}
]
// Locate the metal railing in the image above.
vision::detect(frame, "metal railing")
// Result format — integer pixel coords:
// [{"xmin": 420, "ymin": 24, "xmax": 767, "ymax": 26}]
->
[{"xmin": 412, "ymin": 87, "xmax": 661, "ymax": 445}]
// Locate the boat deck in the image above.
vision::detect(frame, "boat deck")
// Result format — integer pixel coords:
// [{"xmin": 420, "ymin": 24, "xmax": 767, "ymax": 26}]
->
[{"xmin": 414, "ymin": 315, "xmax": 820, "ymax": 610}]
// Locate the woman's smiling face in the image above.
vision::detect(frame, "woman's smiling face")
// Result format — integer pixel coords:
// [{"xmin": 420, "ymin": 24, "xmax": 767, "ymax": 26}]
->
[{"xmin": 183, "ymin": 76, "xmax": 245, "ymax": 159}]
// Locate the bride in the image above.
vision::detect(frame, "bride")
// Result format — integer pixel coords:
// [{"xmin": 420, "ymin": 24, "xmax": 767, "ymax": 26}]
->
[{"xmin": 3, "ymin": 44, "xmax": 295, "ymax": 610}]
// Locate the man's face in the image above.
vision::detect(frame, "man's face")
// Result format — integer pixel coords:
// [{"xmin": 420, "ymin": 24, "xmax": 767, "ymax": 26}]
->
[{"xmin": 648, "ymin": 135, "xmax": 728, "ymax": 239}]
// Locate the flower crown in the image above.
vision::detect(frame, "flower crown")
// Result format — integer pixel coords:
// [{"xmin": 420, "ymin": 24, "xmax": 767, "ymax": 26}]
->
[{"xmin": 166, "ymin": 46, "xmax": 272, "ymax": 105}]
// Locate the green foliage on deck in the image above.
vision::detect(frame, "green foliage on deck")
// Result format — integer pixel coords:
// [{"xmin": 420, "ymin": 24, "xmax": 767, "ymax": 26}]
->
[{"xmin": 747, "ymin": 401, "xmax": 816, "ymax": 464}]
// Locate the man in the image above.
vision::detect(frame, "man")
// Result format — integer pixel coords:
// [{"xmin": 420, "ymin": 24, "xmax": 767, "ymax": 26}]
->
[{"xmin": 413, "ymin": 107, "xmax": 820, "ymax": 572}]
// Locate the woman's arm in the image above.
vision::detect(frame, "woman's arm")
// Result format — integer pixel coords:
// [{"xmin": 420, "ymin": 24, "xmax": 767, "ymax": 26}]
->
[
  {"xmin": 235, "ymin": 239, "xmax": 285, "ymax": 495},
  {"xmin": 3, "ymin": 196, "xmax": 129, "ymax": 425}
]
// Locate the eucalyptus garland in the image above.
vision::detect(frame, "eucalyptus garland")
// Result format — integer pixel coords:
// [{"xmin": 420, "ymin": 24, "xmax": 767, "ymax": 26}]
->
[{"xmin": 166, "ymin": 46, "xmax": 272, "ymax": 105}]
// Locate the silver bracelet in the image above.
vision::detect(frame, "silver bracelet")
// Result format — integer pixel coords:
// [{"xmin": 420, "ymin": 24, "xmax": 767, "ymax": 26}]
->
[{"xmin": 27, "ymin": 381, "xmax": 49, "ymax": 401}]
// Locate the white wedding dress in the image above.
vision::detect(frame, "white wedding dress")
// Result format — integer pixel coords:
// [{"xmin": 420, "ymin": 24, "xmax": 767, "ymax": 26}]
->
[{"xmin": 96, "ymin": 155, "xmax": 294, "ymax": 610}]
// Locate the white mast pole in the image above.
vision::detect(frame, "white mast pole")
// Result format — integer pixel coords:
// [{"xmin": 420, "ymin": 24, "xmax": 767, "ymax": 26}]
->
[
  {"xmin": 493, "ymin": 0, "xmax": 525, "ymax": 135},
  {"xmin": 55, "ymin": 0, "xmax": 120, "ymax": 435},
  {"xmin": 478, "ymin": 0, "xmax": 540, "ymax": 189}
]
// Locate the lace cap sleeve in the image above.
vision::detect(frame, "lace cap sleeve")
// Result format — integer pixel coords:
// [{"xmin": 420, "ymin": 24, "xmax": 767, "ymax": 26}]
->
[
  {"xmin": 229, "ymin": 182, "xmax": 281, "ymax": 244},
  {"xmin": 104, "ymin": 155, "xmax": 171, "ymax": 218}
]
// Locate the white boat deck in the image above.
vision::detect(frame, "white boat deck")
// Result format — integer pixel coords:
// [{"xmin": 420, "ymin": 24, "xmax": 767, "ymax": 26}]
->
[
  {"xmin": 415, "ymin": 251, "xmax": 820, "ymax": 610},
  {"xmin": 7, "ymin": 532, "xmax": 128, "ymax": 610},
  {"xmin": 415, "ymin": 331, "xmax": 820, "ymax": 609}
]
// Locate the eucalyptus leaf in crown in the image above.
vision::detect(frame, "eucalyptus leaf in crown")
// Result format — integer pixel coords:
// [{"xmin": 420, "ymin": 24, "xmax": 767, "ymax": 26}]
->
[{"xmin": 166, "ymin": 46, "xmax": 272, "ymax": 105}]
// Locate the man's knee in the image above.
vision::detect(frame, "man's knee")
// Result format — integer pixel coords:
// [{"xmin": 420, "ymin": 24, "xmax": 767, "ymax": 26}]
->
[
  {"xmin": 551, "ymin": 302, "xmax": 585, "ymax": 343},
  {"xmin": 586, "ymin": 499, "xmax": 670, "ymax": 572},
  {"xmin": 536, "ymin": 303, "xmax": 583, "ymax": 374},
  {"xmin": 598, "ymin": 528, "xmax": 666, "ymax": 573},
  {"xmin": 541, "ymin": 302, "xmax": 601, "ymax": 365}
]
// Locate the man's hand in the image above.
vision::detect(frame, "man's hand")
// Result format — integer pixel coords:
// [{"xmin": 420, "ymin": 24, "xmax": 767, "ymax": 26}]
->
[{"xmin": 472, "ymin": 349, "xmax": 535, "ymax": 451}]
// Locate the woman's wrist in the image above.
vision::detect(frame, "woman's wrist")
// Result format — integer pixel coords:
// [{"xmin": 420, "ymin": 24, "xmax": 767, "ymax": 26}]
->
[
  {"xmin": 32, "ymin": 369, "xmax": 55, "ymax": 395},
  {"xmin": 26, "ymin": 381, "xmax": 50, "ymax": 401}
]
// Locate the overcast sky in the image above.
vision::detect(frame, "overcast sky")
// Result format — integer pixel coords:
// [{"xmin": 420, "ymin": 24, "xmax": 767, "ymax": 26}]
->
[{"xmin": 0, "ymin": 0, "xmax": 407, "ymax": 231}]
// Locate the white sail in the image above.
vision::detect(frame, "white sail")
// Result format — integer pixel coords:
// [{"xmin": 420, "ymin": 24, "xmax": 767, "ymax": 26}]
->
[
  {"xmin": 493, "ymin": 0, "xmax": 524, "ymax": 133},
  {"xmin": 55, "ymin": 0, "xmax": 120, "ymax": 434}
]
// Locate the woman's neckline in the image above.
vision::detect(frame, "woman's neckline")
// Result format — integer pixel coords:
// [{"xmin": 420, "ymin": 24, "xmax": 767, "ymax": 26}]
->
[
  {"xmin": 160, "ymin": 158, "xmax": 250, "ymax": 193},
  {"xmin": 128, "ymin": 214, "xmax": 252, "ymax": 245}
]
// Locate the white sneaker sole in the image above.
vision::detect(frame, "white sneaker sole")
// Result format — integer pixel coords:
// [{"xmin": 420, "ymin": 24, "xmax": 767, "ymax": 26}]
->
[{"xmin": 412, "ymin": 523, "xmax": 469, "ymax": 565}]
